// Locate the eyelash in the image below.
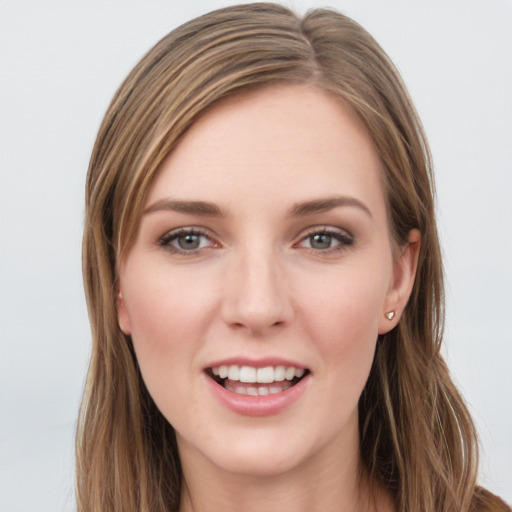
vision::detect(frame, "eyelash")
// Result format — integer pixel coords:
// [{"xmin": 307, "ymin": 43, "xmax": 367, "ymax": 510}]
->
[
  {"xmin": 294, "ymin": 227, "xmax": 354, "ymax": 254},
  {"xmin": 157, "ymin": 226, "xmax": 354, "ymax": 255},
  {"xmin": 157, "ymin": 227, "xmax": 217, "ymax": 255}
]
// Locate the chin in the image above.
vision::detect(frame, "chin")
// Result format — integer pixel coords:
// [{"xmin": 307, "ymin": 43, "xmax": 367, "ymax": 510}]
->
[
  {"xmin": 177, "ymin": 426, "xmax": 318, "ymax": 479},
  {"xmin": 213, "ymin": 447, "xmax": 307, "ymax": 478}
]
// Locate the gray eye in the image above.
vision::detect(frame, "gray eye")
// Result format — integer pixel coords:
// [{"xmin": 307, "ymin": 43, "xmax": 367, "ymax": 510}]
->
[
  {"xmin": 176, "ymin": 234, "xmax": 202, "ymax": 250},
  {"xmin": 309, "ymin": 233, "xmax": 333, "ymax": 249},
  {"xmin": 158, "ymin": 228, "xmax": 215, "ymax": 254}
]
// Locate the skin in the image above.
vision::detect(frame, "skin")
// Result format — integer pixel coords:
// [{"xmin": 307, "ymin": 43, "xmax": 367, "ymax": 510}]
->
[{"xmin": 118, "ymin": 84, "xmax": 420, "ymax": 512}]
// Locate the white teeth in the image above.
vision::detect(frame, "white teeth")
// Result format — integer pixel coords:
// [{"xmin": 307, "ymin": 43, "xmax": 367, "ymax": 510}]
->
[
  {"xmin": 285, "ymin": 367, "xmax": 295, "ymax": 380},
  {"xmin": 218, "ymin": 365, "xmax": 228, "ymax": 378},
  {"xmin": 239, "ymin": 366, "xmax": 257, "ymax": 383},
  {"xmin": 211, "ymin": 364, "xmax": 306, "ymax": 384},
  {"xmin": 256, "ymin": 366, "xmax": 274, "ymax": 383},
  {"xmin": 270, "ymin": 381, "xmax": 292, "ymax": 394},
  {"xmin": 227, "ymin": 365, "xmax": 240, "ymax": 380},
  {"xmin": 225, "ymin": 382, "xmax": 293, "ymax": 395},
  {"xmin": 274, "ymin": 365, "xmax": 286, "ymax": 381}
]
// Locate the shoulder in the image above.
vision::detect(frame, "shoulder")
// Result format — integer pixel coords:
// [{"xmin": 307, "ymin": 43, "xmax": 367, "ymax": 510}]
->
[{"xmin": 473, "ymin": 487, "xmax": 511, "ymax": 512}]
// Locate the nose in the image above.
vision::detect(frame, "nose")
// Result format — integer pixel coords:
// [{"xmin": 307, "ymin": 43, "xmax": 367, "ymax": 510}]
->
[{"xmin": 221, "ymin": 248, "xmax": 293, "ymax": 334}]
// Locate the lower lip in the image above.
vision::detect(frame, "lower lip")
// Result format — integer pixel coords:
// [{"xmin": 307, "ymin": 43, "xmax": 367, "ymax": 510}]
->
[{"xmin": 205, "ymin": 374, "xmax": 310, "ymax": 417}]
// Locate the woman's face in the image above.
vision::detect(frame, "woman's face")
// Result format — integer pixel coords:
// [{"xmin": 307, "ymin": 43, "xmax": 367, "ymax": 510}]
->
[{"xmin": 118, "ymin": 85, "xmax": 418, "ymax": 478}]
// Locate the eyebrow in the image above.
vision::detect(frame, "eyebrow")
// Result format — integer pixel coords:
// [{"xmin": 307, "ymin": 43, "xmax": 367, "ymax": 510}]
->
[
  {"xmin": 144, "ymin": 199, "xmax": 226, "ymax": 217},
  {"xmin": 143, "ymin": 195, "xmax": 372, "ymax": 219},
  {"xmin": 289, "ymin": 196, "xmax": 372, "ymax": 218}
]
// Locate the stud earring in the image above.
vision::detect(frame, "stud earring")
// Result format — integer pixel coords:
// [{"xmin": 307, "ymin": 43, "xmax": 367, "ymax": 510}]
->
[{"xmin": 385, "ymin": 311, "xmax": 395, "ymax": 320}]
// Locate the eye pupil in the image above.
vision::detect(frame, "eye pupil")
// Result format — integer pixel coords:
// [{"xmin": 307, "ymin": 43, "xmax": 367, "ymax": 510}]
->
[
  {"xmin": 178, "ymin": 234, "xmax": 200, "ymax": 250},
  {"xmin": 310, "ymin": 233, "xmax": 331, "ymax": 249}
]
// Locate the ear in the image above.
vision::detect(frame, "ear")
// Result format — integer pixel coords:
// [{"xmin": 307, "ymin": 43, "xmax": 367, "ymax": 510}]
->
[
  {"xmin": 117, "ymin": 286, "xmax": 132, "ymax": 335},
  {"xmin": 378, "ymin": 229, "xmax": 421, "ymax": 334}
]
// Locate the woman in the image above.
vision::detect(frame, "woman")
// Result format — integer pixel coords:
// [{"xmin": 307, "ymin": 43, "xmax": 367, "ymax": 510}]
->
[{"xmin": 77, "ymin": 3, "xmax": 510, "ymax": 511}]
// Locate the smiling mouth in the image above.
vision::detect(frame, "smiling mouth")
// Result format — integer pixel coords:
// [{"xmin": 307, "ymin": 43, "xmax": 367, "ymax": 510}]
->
[{"xmin": 206, "ymin": 364, "xmax": 309, "ymax": 396}]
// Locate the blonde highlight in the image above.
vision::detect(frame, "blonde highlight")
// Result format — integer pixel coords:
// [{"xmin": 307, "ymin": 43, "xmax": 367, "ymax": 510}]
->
[{"xmin": 78, "ymin": 4, "xmax": 503, "ymax": 511}]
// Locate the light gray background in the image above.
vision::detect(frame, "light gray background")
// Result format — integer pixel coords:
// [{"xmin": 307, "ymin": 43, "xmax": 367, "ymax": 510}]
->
[{"xmin": 1, "ymin": 1, "xmax": 511, "ymax": 510}]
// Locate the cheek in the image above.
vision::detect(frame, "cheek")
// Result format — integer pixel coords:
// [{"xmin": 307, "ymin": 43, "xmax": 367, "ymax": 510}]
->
[
  {"xmin": 122, "ymin": 262, "xmax": 216, "ymax": 347},
  {"xmin": 302, "ymin": 264, "xmax": 389, "ymax": 341},
  {"xmin": 297, "ymin": 263, "xmax": 389, "ymax": 387},
  {"xmin": 120, "ymin": 262, "xmax": 220, "ymax": 407},
  {"xmin": 121, "ymin": 265, "xmax": 219, "ymax": 427}
]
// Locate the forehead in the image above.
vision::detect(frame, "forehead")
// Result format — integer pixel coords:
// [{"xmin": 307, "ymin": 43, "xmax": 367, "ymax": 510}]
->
[{"xmin": 146, "ymin": 84, "xmax": 385, "ymax": 218}]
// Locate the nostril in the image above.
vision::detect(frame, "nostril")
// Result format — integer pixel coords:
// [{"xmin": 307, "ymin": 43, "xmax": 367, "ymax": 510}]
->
[{"xmin": 230, "ymin": 319, "xmax": 286, "ymax": 332}]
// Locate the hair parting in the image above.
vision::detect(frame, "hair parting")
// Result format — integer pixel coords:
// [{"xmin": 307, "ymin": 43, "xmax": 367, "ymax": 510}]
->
[{"xmin": 78, "ymin": 4, "xmax": 507, "ymax": 511}]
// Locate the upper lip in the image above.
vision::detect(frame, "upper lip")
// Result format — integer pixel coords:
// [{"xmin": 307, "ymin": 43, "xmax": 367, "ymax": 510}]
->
[{"xmin": 204, "ymin": 357, "xmax": 308, "ymax": 371}]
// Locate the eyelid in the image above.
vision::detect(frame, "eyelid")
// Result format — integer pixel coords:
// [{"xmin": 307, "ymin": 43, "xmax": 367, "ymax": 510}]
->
[
  {"xmin": 294, "ymin": 225, "xmax": 354, "ymax": 252},
  {"xmin": 156, "ymin": 224, "xmax": 353, "ymax": 256},
  {"xmin": 157, "ymin": 226, "xmax": 220, "ymax": 254}
]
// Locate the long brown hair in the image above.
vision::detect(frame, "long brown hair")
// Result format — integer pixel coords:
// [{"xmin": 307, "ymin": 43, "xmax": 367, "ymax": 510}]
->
[{"xmin": 78, "ymin": 3, "xmax": 485, "ymax": 511}]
